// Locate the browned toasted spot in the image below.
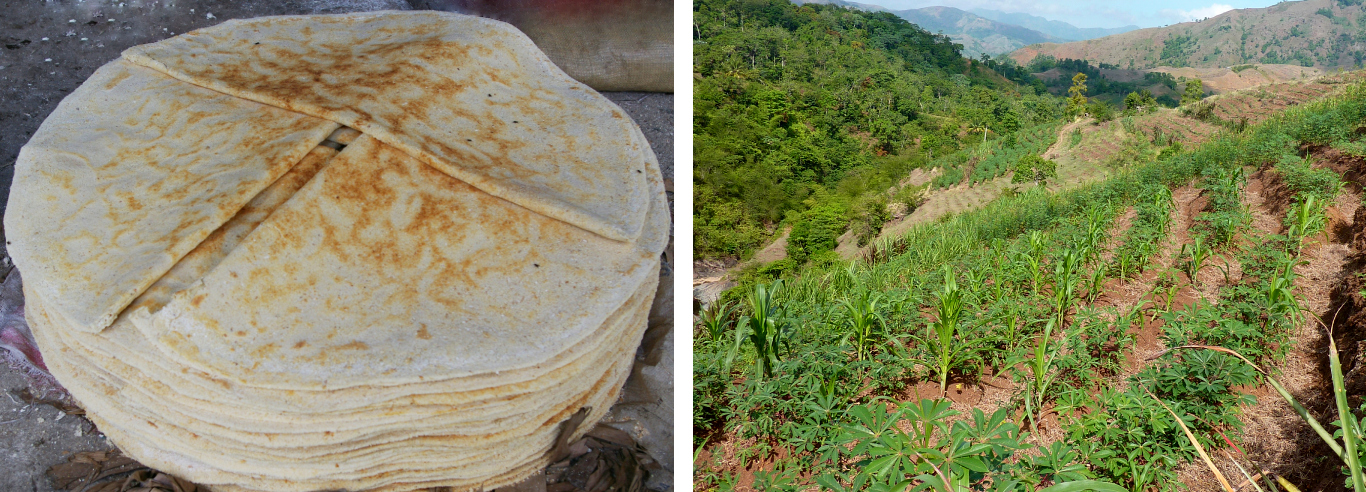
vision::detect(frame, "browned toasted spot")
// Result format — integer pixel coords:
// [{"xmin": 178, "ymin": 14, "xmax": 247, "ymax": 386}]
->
[
  {"xmin": 191, "ymin": 293, "xmax": 207, "ymax": 307},
  {"xmin": 251, "ymin": 343, "xmax": 279, "ymax": 359},
  {"xmin": 416, "ymin": 325, "xmax": 431, "ymax": 340},
  {"xmin": 293, "ymin": 340, "xmax": 307, "ymax": 349},
  {"xmin": 103, "ymin": 68, "xmax": 134, "ymax": 90},
  {"xmin": 336, "ymin": 341, "xmax": 369, "ymax": 351}
]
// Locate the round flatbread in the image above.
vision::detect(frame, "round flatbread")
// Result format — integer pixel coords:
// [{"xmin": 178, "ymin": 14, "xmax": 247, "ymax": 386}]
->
[{"xmin": 6, "ymin": 10, "xmax": 667, "ymax": 492}]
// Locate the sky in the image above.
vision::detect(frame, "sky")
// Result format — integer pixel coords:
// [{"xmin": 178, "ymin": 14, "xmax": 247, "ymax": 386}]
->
[{"xmin": 863, "ymin": 0, "xmax": 1287, "ymax": 29}]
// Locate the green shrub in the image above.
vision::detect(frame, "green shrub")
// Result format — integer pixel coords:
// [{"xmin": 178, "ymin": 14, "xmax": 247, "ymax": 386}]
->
[
  {"xmin": 932, "ymin": 166, "xmax": 965, "ymax": 188},
  {"xmin": 1239, "ymin": 129, "xmax": 1297, "ymax": 166},
  {"xmin": 1333, "ymin": 138, "xmax": 1366, "ymax": 158},
  {"xmin": 787, "ymin": 205, "xmax": 847, "ymax": 264},
  {"xmin": 1089, "ymin": 100, "xmax": 1115, "ymax": 123},
  {"xmin": 1289, "ymin": 108, "xmax": 1351, "ymax": 145},
  {"xmin": 1013, "ymin": 154, "xmax": 1059, "ymax": 186},
  {"xmin": 851, "ymin": 196, "xmax": 891, "ymax": 247},
  {"xmin": 1275, "ymin": 154, "xmax": 1342, "ymax": 202},
  {"xmin": 892, "ymin": 184, "xmax": 927, "ymax": 212}
]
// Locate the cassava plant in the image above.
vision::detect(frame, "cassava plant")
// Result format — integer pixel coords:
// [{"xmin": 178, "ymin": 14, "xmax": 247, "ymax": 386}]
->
[{"xmin": 1159, "ymin": 337, "xmax": 1364, "ymax": 491}]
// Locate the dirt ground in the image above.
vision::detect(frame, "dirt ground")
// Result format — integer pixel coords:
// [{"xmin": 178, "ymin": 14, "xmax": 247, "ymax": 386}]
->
[{"xmin": 0, "ymin": 1, "xmax": 674, "ymax": 491}]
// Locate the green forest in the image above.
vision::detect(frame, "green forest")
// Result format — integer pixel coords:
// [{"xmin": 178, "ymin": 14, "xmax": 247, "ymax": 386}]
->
[{"xmin": 693, "ymin": 0, "xmax": 1065, "ymax": 260}]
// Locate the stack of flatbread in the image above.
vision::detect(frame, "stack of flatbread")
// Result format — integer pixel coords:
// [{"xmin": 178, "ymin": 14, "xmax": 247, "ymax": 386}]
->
[{"xmin": 5, "ymin": 11, "xmax": 667, "ymax": 492}]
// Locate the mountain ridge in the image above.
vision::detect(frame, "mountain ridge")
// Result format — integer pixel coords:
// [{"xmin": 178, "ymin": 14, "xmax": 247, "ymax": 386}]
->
[
  {"xmin": 968, "ymin": 8, "xmax": 1138, "ymax": 41},
  {"xmin": 891, "ymin": 6, "xmax": 1066, "ymax": 57},
  {"xmin": 1008, "ymin": 0, "xmax": 1366, "ymax": 70},
  {"xmin": 791, "ymin": 0, "xmax": 1139, "ymax": 57}
]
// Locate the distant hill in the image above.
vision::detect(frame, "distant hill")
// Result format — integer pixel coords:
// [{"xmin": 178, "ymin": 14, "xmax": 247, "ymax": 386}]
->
[
  {"xmin": 790, "ymin": 0, "xmax": 888, "ymax": 12},
  {"xmin": 792, "ymin": 1, "xmax": 1117, "ymax": 57},
  {"xmin": 968, "ymin": 8, "xmax": 1138, "ymax": 41},
  {"xmin": 889, "ymin": 6, "xmax": 1066, "ymax": 57},
  {"xmin": 1009, "ymin": 0, "xmax": 1366, "ymax": 70}
]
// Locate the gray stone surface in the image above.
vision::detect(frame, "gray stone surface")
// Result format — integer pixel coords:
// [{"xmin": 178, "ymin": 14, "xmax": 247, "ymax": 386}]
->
[{"xmin": 0, "ymin": 1, "xmax": 674, "ymax": 490}]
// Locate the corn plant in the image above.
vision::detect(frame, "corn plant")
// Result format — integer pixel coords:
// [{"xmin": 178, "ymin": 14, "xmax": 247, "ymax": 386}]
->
[
  {"xmin": 1081, "ymin": 207, "xmax": 1110, "ymax": 264},
  {"xmin": 1264, "ymin": 260, "xmax": 1303, "ymax": 328},
  {"xmin": 724, "ymin": 279, "xmax": 789, "ymax": 380},
  {"xmin": 1115, "ymin": 253, "xmax": 1135, "ymax": 281},
  {"xmin": 1052, "ymin": 250, "xmax": 1083, "ymax": 327},
  {"xmin": 1180, "ymin": 236, "xmax": 1212, "ymax": 285},
  {"xmin": 698, "ymin": 300, "xmax": 735, "ymax": 343},
  {"xmin": 1285, "ymin": 194, "xmax": 1327, "ymax": 248},
  {"xmin": 838, "ymin": 290, "xmax": 887, "ymax": 362},
  {"xmin": 1021, "ymin": 231, "xmax": 1050, "ymax": 293},
  {"xmin": 1020, "ymin": 318, "xmax": 1062, "ymax": 437},
  {"xmin": 1328, "ymin": 323, "xmax": 1366, "ymax": 492},
  {"xmin": 913, "ymin": 267, "xmax": 980, "ymax": 396},
  {"xmin": 1086, "ymin": 264, "xmax": 1108, "ymax": 303},
  {"xmin": 1150, "ymin": 270, "xmax": 1181, "ymax": 315}
]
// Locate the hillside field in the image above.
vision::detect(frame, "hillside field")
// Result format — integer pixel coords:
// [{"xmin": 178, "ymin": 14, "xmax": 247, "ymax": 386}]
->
[{"xmin": 695, "ymin": 70, "xmax": 1366, "ymax": 491}]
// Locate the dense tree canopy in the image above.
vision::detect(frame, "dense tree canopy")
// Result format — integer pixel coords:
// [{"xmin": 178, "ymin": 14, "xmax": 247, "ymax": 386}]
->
[{"xmin": 694, "ymin": 0, "xmax": 1063, "ymax": 258}]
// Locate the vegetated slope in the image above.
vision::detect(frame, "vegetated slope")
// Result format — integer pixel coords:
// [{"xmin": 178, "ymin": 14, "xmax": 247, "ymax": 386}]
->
[
  {"xmin": 693, "ymin": 0, "xmax": 1060, "ymax": 261},
  {"xmin": 1149, "ymin": 64, "xmax": 1327, "ymax": 93},
  {"xmin": 862, "ymin": 69, "xmax": 1361, "ymax": 262},
  {"xmin": 1009, "ymin": 0, "xmax": 1366, "ymax": 70},
  {"xmin": 969, "ymin": 8, "xmax": 1138, "ymax": 42},
  {"xmin": 889, "ymin": 6, "xmax": 1066, "ymax": 58},
  {"xmin": 861, "ymin": 107, "xmax": 1219, "ymax": 260},
  {"xmin": 793, "ymin": 0, "xmax": 1101, "ymax": 57},
  {"xmin": 1050, "ymin": 63, "xmax": 1325, "ymax": 98},
  {"xmin": 695, "ymin": 73, "xmax": 1366, "ymax": 492}
]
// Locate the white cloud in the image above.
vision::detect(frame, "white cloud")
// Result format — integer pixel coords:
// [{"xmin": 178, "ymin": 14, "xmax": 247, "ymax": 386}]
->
[{"xmin": 1159, "ymin": 3, "xmax": 1234, "ymax": 22}]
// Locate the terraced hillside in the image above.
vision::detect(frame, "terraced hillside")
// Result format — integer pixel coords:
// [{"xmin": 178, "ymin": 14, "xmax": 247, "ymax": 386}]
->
[
  {"xmin": 1208, "ymin": 69, "xmax": 1366, "ymax": 125},
  {"xmin": 695, "ymin": 73, "xmax": 1366, "ymax": 492}
]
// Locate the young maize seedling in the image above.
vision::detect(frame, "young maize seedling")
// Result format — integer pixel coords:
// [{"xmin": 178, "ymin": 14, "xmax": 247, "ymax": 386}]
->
[
  {"xmin": 1286, "ymin": 195, "xmax": 1326, "ymax": 249},
  {"xmin": 724, "ymin": 279, "xmax": 789, "ymax": 380},
  {"xmin": 1327, "ymin": 318, "xmax": 1366, "ymax": 492},
  {"xmin": 1052, "ymin": 250, "xmax": 1082, "ymax": 327},
  {"xmin": 1181, "ymin": 236, "xmax": 1212, "ymax": 285},
  {"xmin": 697, "ymin": 300, "xmax": 735, "ymax": 343},
  {"xmin": 1265, "ymin": 260, "xmax": 1303, "ymax": 328},
  {"xmin": 838, "ymin": 290, "xmax": 887, "ymax": 362},
  {"xmin": 1116, "ymin": 253, "xmax": 1133, "ymax": 281},
  {"xmin": 1086, "ymin": 264, "xmax": 1108, "ymax": 303},
  {"xmin": 1023, "ymin": 318, "xmax": 1061, "ymax": 438},
  {"xmin": 912, "ymin": 267, "xmax": 979, "ymax": 396}
]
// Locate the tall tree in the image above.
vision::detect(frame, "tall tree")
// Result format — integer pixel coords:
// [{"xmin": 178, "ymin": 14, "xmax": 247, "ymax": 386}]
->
[
  {"xmin": 1182, "ymin": 78, "xmax": 1205, "ymax": 106},
  {"xmin": 1066, "ymin": 73, "xmax": 1088, "ymax": 118}
]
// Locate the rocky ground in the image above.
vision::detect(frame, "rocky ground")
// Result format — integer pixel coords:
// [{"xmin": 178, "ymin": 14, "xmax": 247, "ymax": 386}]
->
[{"xmin": 0, "ymin": 1, "xmax": 674, "ymax": 490}]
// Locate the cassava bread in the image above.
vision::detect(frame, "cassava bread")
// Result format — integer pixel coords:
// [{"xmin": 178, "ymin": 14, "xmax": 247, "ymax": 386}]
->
[{"xmin": 6, "ymin": 10, "xmax": 667, "ymax": 491}]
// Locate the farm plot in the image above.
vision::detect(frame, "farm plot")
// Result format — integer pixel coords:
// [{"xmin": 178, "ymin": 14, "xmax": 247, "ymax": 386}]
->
[
  {"xmin": 1211, "ymin": 71, "xmax": 1366, "ymax": 126},
  {"xmin": 694, "ymin": 77, "xmax": 1366, "ymax": 491}
]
